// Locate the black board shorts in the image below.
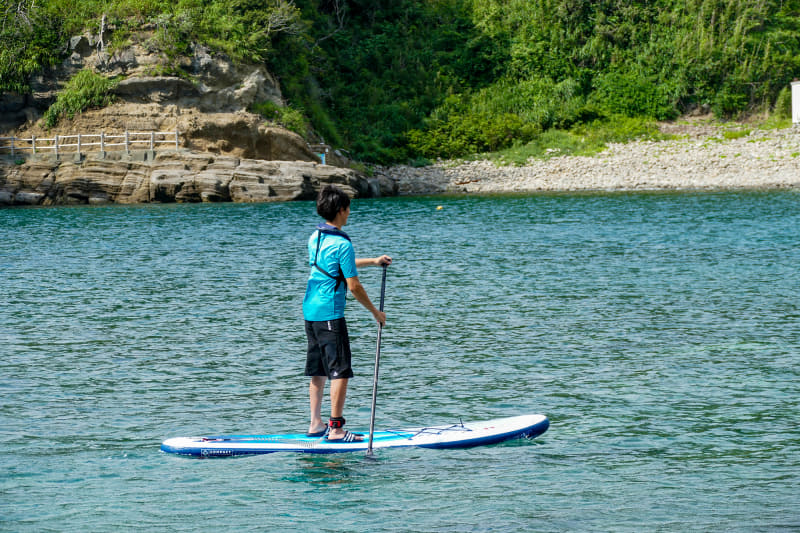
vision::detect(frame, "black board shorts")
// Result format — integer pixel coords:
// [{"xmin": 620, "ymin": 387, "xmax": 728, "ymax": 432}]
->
[{"xmin": 304, "ymin": 318, "xmax": 354, "ymax": 380}]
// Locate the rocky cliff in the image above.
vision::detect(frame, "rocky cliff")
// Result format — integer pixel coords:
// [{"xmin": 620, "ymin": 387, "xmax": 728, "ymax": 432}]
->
[
  {"xmin": 1, "ymin": 28, "xmax": 383, "ymax": 205},
  {"xmin": 0, "ymin": 150, "xmax": 395, "ymax": 206}
]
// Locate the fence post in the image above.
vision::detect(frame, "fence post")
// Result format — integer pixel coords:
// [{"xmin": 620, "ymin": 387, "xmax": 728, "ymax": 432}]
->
[
  {"xmin": 125, "ymin": 131, "xmax": 130, "ymax": 154},
  {"xmin": 77, "ymin": 134, "xmax": 82, "ymax": 157},
  {"xmin": 32, "ymin": 136, "xmax": 36, "ymax": 154},
  {"xmin": 100, "ymin": 132, "xmax": 105, "ymax": 152},
  {"xmin": 10, "ymin": 137, "xmax": 14, "ymax": 157},
  {"xmin": 175, "ymin": 130, "xmax": 179, "ymax": 150},
  {"xmin": 54, "ymin": 135, "xmax": 59, "ymax": 158},
  {"xmin": 150, "ymin": 131, "xmax": 155, "ymax": 150}
]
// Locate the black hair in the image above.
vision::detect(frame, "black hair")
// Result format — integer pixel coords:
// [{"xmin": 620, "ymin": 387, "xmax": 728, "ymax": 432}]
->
[{"xmin": 316, "ymin": 185, "xmax": 351, "ymax": 222}]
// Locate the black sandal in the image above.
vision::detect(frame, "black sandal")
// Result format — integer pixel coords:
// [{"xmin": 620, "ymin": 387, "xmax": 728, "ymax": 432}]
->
[
  {"xmin": 306, "ymin": 427, "xmax": 328, "ymax": 437},
  {"xmin": 323, "ymin": 416, "xmax": 364, "ymax": 442}
]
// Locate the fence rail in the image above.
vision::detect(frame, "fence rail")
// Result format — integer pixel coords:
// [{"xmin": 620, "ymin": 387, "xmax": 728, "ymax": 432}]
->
[{"xmin": 0, "ymin": 131, "xmax": 180, "ymax": 157}]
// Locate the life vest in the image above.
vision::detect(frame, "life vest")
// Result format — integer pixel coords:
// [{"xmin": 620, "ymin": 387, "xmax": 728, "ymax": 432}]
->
[{"xmin": 312, "ymin": 223, "xmax": 351, "ymax": 291}]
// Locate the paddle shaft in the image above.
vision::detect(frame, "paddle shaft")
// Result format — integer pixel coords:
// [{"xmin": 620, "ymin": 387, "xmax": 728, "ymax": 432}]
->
[{"xmin": 366, "ymin": 264, "xmax": 388, "ymax": 457}]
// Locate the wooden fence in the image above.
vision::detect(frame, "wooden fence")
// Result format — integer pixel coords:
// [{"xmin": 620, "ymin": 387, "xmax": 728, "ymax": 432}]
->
[{"xmin": 0, "ymin": 131, "xmax": 180, "ymax": 158}]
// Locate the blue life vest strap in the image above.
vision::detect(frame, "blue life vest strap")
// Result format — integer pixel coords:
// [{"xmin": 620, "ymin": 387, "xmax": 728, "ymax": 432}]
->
[{"xmin": 313, "ymin": 223, "xmax": 350, "ymax": 291}]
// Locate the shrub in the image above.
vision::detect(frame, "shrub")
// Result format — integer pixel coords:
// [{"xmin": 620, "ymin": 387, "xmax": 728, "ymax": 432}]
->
[
  {"xmin": 722, "ymin": 129, "xmax": 750, "ymax": 140},
  {"xmin": 574, "ymin": 115, "xmax": 666, "ymax": 145},
  {"xmin": 712, "ymin": 89, "xmax": 749, "ymax": 118},
  {"xmin": 468, "ymin": 77, "xmax": 586, "ymax": 130},
  {"xmin": 251, "ymin": 100, "xmax": 309, "ymax": 139},
  {"xmin": 407, "ymin": 111, "xmax": 539, "ymax": 159},
  {"xmin": 42, "ymin": 70, "xmax": 118, "ymax": 128},
  {"xmin": 409, "ymin": 156, "xmax": 432, "ymax": 167},
  {"xmin": 774, "ymin": 87, "xmax": 792, "ymax": 119},
  {"xmin": 0, "ymin": 0, "xmax": 63, "ymax": 93},
  {"xmin": 591, "ymin": 70, "xmax": 679, "ymax": 120}
]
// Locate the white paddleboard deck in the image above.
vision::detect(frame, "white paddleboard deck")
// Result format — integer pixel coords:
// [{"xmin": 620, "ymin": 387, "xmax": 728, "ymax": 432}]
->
[{"xmin": 161, "ymin": 414, "xmax": 549, "ymax": 457}]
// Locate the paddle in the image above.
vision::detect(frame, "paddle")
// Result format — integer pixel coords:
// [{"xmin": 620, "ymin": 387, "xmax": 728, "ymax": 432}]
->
[{"xmin": 366, "ymin": 264, "xmax": 388, "ymax": 458}]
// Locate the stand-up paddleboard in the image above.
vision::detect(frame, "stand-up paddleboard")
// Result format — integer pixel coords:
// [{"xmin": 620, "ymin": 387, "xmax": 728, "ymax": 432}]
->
[{"xmin": 161, "ymin": 414, "xmax": 548, "ymax": 457}]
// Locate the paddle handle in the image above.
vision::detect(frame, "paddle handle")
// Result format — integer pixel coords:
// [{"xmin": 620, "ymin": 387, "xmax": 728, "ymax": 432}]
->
[
  {"xmin": 378, "ymin": 263, "xmax": 387, "ymax": 312},
  {"xmin": 366, "ymin": 264, "xmax": 388, "ymax": 457}
]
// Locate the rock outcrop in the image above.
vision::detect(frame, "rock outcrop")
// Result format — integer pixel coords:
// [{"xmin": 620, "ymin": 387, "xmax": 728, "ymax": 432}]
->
[
  {"xmin": 0, "ymin": 28, "xmax": 381, "ymax": 205},
  {"xmin": 3, "ymin": 30, "xmax": 284, "ymax": 127},
  {"xmin": 0, "ymin": 26, "xmax": 346, "ymax": 163},
  {"xmin": 0, "ymin": 151, "xmax": 396, "ymax": 206}
]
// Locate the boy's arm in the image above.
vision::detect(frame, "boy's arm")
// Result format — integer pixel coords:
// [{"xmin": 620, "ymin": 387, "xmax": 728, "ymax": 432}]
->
[
  {"xmin": 346, "ymin": 276, "xmax": 386, "ymax": 326},
  {"xmin": 355, "ymin": 255, "xmax": 392, "ymax": 268}
]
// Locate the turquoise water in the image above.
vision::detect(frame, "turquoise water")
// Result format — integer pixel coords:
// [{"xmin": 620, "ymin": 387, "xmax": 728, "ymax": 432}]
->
[{"xmin": 2, "ymin": 192, "xmax": 798, "ymax": 531}]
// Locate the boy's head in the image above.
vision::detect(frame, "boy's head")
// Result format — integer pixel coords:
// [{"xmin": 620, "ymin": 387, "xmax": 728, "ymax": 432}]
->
[{"xmin": 316, "ymin": 185, "xmax": 351, "ymax": 222}]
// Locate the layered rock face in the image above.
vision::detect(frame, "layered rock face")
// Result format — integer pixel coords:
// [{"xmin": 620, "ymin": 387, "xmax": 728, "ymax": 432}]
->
[
  {"xmin": 3, "ymin": 34, "xmax": 321, "ymax": 163},
  {"xmin": 0, "ymin": 29, "xmax": 385, "ymax": 205},
  {"xmin": 0, "ymin": 151, "xmax": 396, "ymax": 206},
  {"xmin": 4, "ymin": 31, "xmax": 283, "ymax": 127}
]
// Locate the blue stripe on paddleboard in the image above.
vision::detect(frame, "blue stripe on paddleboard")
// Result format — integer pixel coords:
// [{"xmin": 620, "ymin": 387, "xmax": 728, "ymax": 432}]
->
[{"xmin": 191, "ymin": 431, "xmax": 411, "ymax": 444}]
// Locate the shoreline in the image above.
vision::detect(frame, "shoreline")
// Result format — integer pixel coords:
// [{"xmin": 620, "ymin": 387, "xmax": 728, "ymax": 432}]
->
[
  {"xmin": 381, "ymin": 125, "xmax": 800, "ymax": 195},
  {"xmin": 3, "ymin": 125, "xmax": 798, "ymax": 206}
]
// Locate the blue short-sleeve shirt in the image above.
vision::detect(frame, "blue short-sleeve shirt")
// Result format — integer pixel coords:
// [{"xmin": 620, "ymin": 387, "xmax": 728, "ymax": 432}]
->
[{"xmin": 302, "ymin": 228, "xmax": 358, "ymax": 321}]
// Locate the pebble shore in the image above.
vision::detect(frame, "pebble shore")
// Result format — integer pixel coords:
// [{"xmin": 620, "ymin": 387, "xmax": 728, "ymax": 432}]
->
[{"xmin": 379, "ymin": 125, "xmax": 800, "ymax": 195}]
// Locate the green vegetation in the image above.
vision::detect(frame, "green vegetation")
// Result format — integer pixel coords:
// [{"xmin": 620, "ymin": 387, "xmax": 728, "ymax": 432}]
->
[
  {"xmin": 722, "ymin": 129, "xmax": 751, "ymax": 140},
  {"xmin": 42, "ymin": 69, "xmax": 118, "ymax": 128},
  {"xmin": 1, "ymin": 0, "xmax": 301, "ymax": 92},
  {"xmin": 3, "ymin": 0, "xmax": 799, "ymax": 163},
  {"xmin": 759, "ymin": 115, "xmax": 793, "ymax": 130},
  {"xmin": 484, "ymin": 116, "xmax": 669, "ymax": 166},
  {"xmin": 774, "ymin": 87, "xmax": 793, "ymax": 119},
  {"xmin": 251, "ymin": 100, "xmax": 309, "ymax": 138},
  {"xmin": 1, "ymin": 0, "xmax": 63, "ymax": 93},
  {"xmin": 281, "ymin": 0, "xmax": 800, "ymax": 163}
]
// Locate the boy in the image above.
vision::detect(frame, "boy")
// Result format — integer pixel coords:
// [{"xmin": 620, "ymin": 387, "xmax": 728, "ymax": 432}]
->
[{"xmin": 302, "ymin": 185, "xmax": 392, "ymax": 441}]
